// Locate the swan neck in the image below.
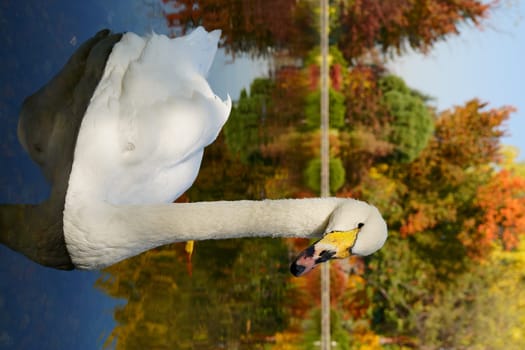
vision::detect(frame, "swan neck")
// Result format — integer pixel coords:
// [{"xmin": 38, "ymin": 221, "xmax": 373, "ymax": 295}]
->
[
  {"xmin": 65, "ymin": 197, "xmax": 345, "ymax": 269},
  {"xmin": 126, "ymin": 198, "xmax": 344, "ymax": 241}
]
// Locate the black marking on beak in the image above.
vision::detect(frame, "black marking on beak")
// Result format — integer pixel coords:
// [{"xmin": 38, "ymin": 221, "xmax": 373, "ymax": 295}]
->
[{"xmin": 314, "ymin": 250, "xmax": 335, "ymax": 264}]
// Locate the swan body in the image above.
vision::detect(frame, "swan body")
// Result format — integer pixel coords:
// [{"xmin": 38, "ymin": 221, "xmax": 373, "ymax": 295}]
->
[
  {"xmin": 2, "ymin": 27, "xmax": 388, "ymax": 274},
  {"xmin": 67, "ymin": 28, "xmax": 231, "ymax": 206}
]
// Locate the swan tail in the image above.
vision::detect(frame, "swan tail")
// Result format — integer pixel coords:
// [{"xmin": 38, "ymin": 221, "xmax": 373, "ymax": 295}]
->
[{"xmin": 183, "ymin": 27, "xmax": 221, "ymax": 77}]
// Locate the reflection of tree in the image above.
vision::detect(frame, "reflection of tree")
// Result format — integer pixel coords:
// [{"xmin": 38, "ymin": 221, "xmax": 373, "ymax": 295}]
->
[
  {"xmin": 161, "ymin": 0, "xmax": 317, "ymax": 56},
  {"xmin": 224, "ymin": 79, "xmax": 273, "ymax": 164},
  {"xmin": 159, "ymin": 0, "xmax": 490, "ymax": 60},
  {"xmin": 97, "ymin": 238, "xmax": 295, "ymax": 349},
  {"xmin": 419, "ymin": 241, "xmax": 525, "ymax": 348},
  {"xmin": 335, "ymin": 0, "xmax": 490, "ymax": 61}
]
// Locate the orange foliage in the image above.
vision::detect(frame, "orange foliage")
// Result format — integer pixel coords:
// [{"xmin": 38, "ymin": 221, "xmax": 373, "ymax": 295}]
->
[
  {"xmin": 471, "ymin": 169, "xmax": 525, "ymax": 251},
  {"xmin": 400, "ymin": 205, "xmax": 437, "ymax": 237},
  {"xmin": 271, "ymin": 331, "xmax": 303, "ymax": 350},
  {"xmin": 400, "ymin": 100, "xmax": 514, "ymax": 237},
  {"xmin": 433, "ymin": 101, "xmax": 513, "ymax": 168}
]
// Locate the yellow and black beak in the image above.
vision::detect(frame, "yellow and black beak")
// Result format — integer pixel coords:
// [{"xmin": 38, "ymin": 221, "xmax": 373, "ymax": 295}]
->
[{"xmin": 290, "ymin": 228, "xmax": 360, "ymax": 277}]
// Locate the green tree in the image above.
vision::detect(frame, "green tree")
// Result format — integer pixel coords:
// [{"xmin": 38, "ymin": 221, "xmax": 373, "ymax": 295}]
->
[
  {"xmin": 379, "ymin": 75, "xmax": 434, "ymax": 163},
  {"xmin": 304, "ymin": 157, "xmax": 346, "ymax": 195},
  {"xmin": 224, "ymin": 79, "xmax": 274, "ymax": 164},
  {"xmin": 302, "ymin": 308, "xmax": 351, "ymax": 350},
  {"xmin": 304, "ymin": 88, "xmax": 346, "ymax": 130}
]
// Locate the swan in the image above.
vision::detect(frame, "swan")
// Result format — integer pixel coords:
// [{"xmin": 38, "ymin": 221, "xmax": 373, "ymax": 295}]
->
[{"xmin": 0, "ymin": 27, "xmax": 387, "ymax": 276}]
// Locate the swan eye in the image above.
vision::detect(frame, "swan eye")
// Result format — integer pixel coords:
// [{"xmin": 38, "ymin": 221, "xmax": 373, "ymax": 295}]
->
[{"xmin": 357, "ymin": 222, "xmax": 364, "ymax": 229}]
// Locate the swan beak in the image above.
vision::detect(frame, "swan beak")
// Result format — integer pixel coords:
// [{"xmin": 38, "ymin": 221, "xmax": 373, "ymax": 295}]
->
[{"xmin": 290, "ymin": 228, "xmax": 359, "ymax": 277}]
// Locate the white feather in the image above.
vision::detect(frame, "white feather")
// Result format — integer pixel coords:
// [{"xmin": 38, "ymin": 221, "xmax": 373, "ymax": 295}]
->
[{"xmin": 67, "ymin": 28, "xmax": 231, "ymax": 206}]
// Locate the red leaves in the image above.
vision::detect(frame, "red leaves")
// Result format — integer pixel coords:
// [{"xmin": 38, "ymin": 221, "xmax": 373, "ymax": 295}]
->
[
  {"xmin": 337, "ymin": 0, "xmax": 491, "ymax": 60},
  {"xmin": 162, "ymin": 0, "xmax": 313, "ymax": 55}
]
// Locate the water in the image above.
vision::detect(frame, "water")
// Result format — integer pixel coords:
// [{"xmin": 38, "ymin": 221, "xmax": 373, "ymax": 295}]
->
[{"xmin": 0, "ymin": 1, "xmax": 288, "ymax": 349}]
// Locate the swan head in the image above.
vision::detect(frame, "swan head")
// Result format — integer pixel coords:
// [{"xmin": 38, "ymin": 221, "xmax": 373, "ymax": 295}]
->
[{"xmin": 290, "ymin": 199, "xmax": 387, "ymax": 277}]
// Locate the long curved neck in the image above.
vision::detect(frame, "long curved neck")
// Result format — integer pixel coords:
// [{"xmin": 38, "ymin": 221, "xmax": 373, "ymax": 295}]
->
[
  {"xmin": 128, "ymin": 198, "xmax": 344, "ymax": 240},
  {"xmin": 64, "ymin": 198, "xmax": 345, "ymax": 269}
]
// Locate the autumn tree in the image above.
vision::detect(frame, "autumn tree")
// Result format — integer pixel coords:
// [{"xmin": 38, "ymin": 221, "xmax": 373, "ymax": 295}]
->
[
  {"xmin": 338, "ymin": 64, "xmax": 393, "ymax": 187},
  {"xmin": 161, "ymin": 0, "xmax": 492, "ymax": 60},
  {"xmin": 419, "ymin": 240, "xmax": 525, "ymax": 349},
  {"xmin": 161, "ymin": 0, "xmax": 317, "ymax": 56},
  {"xmin": 337, "ymin": 70, "xmax": 432, "ymax": 188},
  {"xmin": 466, "ymin": 155, "xmax": 525, "ymax": 255},
  {"xmin": 397, "ymin": 100, "xmax": 511, "ymax": 240},
  {"xmin": 97, "ymin": 237, "xmax": 296, "ymax": 349},
  {"xmin": 360, "ymin": 100, "xmax": 515, "ymax": 340},
  {"xmin": 336, "ymin": 0, "xmax": 492, "ymax": 61},
  {"xmin": 270, "ymin": 66, "xmax": 309, "ymax": 128}
]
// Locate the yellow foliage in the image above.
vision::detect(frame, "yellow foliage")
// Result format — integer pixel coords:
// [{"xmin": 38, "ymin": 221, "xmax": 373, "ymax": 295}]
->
[
  {"xmin": 500, "ymin": 145, "xmax": 525, "ymax": 177},
  {"xmin": 144, "ymin": 321, "xmax": 168, "ymax": 337},
  {"xmin": 421, "ymin": 239, "xmax": 525, "ymax": 348},
  {"xmin": 346, "ymin": 274, "xmax": 365, "ymax": 290},
  {"xmin": 352, "ymin": 331, "xmax": 381, "ymax": 350},
  {"xmin": 271, "ymin": 331, "xmax": 303, "ymax": 350}
]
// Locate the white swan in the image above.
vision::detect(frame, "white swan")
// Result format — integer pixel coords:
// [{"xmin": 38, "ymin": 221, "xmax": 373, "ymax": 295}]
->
[{"xmin": 1, "ymin": 27, "xmax": 387, "ymax": 276}]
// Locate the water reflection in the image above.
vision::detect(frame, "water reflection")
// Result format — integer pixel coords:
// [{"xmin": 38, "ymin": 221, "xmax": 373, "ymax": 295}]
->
[
  {"xmin": 0, "ymin": 1, "xmax": 318, "ymax": 349},
  {"xmin": 97, "ymin": 238, "xmax": 292, "ymax": 349},
  {"xmin": 4, "ymin": 0, "xmax": 390, "ymax": 347},
  {"xmin": 0, "ymin": 3, "xmax": 154, "ymax": 348},
  {"xmin": 159, "ymin": 0, "xmax": 316, "ymax": 56}
]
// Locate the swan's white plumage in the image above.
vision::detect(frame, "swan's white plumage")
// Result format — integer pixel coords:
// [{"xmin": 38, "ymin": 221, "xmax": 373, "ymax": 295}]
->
[
  {"xmin": 67, "ymin": 28, "xmax": 231, "ymax": 206},
  {"xmin": 326, "ymin": 201, "xmax": 387, "ymax": 256},
  {"xmin": 64, "ymin": 28, "xmax": 231, "ymax": 267}
]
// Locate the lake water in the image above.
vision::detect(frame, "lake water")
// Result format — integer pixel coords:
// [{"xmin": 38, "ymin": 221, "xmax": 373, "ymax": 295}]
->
[{"xmin": 0, "ymin": 1, "xmax": 293, "ymax": 349}]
